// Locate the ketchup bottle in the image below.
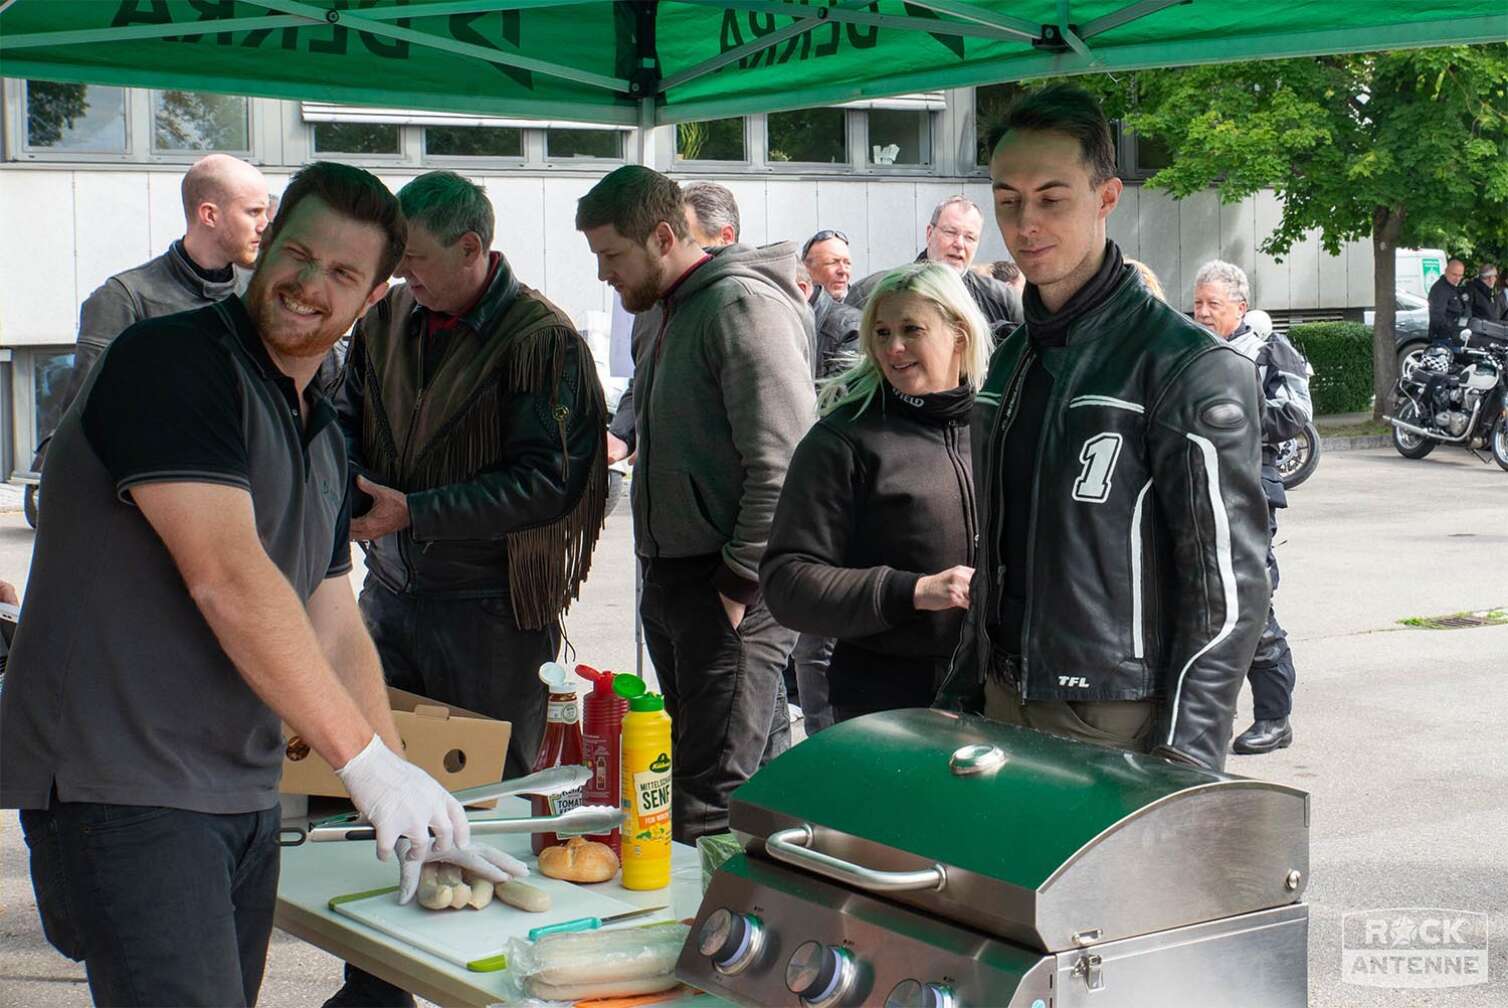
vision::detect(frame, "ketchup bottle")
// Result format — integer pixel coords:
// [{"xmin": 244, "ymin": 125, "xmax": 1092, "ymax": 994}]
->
[
  {"xmin": 529, "ymin": 662, "xmax": 585, "ymax": 854},
  {"xmin": 578, "ymin": 664, "xmax": 628, "ymax": 856}
]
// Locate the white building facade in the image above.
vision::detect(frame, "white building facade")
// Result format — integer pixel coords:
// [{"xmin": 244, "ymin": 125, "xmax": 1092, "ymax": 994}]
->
[{"xmin": 0, "ymin": 78, "xmax": 1374, "ymax": 478}]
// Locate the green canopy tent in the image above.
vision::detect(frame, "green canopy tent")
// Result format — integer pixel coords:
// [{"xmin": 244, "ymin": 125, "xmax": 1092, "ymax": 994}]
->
[{"xmin": 2, "ymin": 1, "xmax": 1505, "ymax": 127}]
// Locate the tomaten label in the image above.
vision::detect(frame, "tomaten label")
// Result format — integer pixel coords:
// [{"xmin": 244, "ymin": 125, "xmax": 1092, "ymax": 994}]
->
[
  {"xmin": 548, "ymin": 700, "xmax": 579, "ymax": 724},
  {"xmin": 633, "ymin": 759, "xmax": 672, "ymax": 825},
  {"xmin": 547, "ymin": 786, "xmax": 583, "ymax": 816}
]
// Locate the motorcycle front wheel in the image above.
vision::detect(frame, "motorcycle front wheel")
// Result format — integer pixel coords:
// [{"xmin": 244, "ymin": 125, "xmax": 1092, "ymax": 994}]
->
[
  {"xmin": 1490, "ymin": 414, "xmax": 1508, "ymax": 473},
  {"xmin": 1391, "ymin": 397, "xmax": 1436, "ymax": 460},
  {"xmin": 1277, "ymin": 421, "xmax": 1322, "ymax": 489}
]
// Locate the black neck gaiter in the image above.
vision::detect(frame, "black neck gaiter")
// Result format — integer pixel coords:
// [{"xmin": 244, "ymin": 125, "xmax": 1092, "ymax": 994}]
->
[{"xmin": 1022, "ymin": 240, "xmax": 1127, "ymax": 348}]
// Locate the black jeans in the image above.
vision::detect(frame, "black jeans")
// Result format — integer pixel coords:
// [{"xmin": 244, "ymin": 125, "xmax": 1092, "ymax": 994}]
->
[
  {"xmin": 791, "ymin": 633, "xmax": 836, "ymax": 734},
  {"xmin": 1248, "ymin": 501, "xmax": 1296, "ymax": 719},
  {"xmin": 20, "ymin": 802, "xmax": 279, "ymax": 1007},
  {"xmin": 640, "ymin": 555, "xmax": 795, "ymax": 844},
  {"xmin": 359, "ymin": 578, "xmax": 558, "ymax": 778}
]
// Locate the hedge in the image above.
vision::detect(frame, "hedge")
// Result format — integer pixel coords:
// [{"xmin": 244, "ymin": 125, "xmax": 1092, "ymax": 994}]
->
[{"xmin": 1288, "ymin": 322, "xmax": 1373, "ymax": 415}]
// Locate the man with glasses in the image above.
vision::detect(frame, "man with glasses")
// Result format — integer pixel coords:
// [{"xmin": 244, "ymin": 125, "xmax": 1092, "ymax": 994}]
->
[
  {"xmin": 848, "ymin": 196, "xmax": 1022, "ymax": 333},
  {"xmin": 801, "ymin": 229, "xmax": 853, "ymax": 302}
]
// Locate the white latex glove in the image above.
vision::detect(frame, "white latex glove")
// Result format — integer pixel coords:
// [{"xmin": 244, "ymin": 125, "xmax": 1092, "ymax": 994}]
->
[
  {"xmin": 334, "ymin": 734, "xmax": 469, "ymax": 862},
  {"xmin": 395, "ymin": 838, "xmax": 530, "ymax": 905}
]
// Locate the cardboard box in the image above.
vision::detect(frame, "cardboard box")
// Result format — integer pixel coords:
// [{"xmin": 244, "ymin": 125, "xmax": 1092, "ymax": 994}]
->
[{"xmin": 279, "ymin": 687, "xmax": 511, "ymax": 799}]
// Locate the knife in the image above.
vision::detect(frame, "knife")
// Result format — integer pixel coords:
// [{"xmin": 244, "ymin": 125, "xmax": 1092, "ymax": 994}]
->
[{"xmin": 527, "ymin": 904, "xmax": 670, "ymax": 942}]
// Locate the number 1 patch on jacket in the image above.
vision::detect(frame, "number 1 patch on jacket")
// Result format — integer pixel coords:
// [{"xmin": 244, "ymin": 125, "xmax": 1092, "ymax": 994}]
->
[{"xmin": 1073, "ymin": 432, "xmax": 1123, "ymax": 503}]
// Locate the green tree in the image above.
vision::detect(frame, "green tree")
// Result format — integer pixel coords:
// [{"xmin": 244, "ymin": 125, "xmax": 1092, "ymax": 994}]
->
[
  {"xmin": 1073, "ymin": 45, "xmax": 1508, "ymax": 420},
  {"xmin": 25, "ymin": 81, "xmax": 89, "ymax": 147}
]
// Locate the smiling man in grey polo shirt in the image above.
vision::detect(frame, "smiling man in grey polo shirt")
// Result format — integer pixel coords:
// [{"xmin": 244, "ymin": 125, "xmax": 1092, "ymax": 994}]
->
[{"xmin": 0, "ymin": 162, "xmax": 524, "ymax": 1008}]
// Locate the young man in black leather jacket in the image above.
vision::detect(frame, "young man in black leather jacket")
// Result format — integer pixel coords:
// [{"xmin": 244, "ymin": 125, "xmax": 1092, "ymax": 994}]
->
[{"xmin": 934, "ymin": 85, "xmax": 1270, "ymax": 772}]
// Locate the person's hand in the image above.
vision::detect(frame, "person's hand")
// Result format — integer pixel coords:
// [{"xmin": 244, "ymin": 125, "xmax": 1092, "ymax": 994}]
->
[
  {"xmin": 718, "ymin": 592, "xmax": 746, "ymax": 631},
  {"xmin": 395, "ymin": 838, "xmax": 529, "ymax": 905},
  {"xmin": 350, "ymin": 476, "xmax": 411, "ymax": 540},
  {"xmin": 335, "ymin": 734, "xmax": 469, "ymax": 863},
  {"xmin": 606, "ymin": 431, "xmax": 630, "ymax": 464},
  {"xmin": 913, "ymin": 566, "xmax": 974, "ymax": 611},
  {"xmin": 0, "ymin": 580, "xmax": 18, "ymax": 606}
]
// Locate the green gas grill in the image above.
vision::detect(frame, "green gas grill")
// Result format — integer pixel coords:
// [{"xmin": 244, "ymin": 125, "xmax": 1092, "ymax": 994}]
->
[{"xmin": 676, "ymin": 708, "xmax": 1309, "ymax": 1007}]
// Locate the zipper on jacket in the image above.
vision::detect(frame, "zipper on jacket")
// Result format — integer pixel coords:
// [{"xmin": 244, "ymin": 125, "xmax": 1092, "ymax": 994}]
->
[
  {"xmin": 981, "ymin": 344, "xmax": 1037, "ymax": 692},
  {"xmin": 638, "ymin": 306, "xmax": 674, "ymax": 558}
]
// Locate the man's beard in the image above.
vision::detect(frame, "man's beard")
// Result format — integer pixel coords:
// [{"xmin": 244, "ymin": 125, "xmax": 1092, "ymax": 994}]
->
[
  {"xmin": 245, "ymin": 277, "xmax": 351, "ymax": 360},
  {"xmin": 618, "ymin": 272, "xmax": 662, "ymax": 314}
]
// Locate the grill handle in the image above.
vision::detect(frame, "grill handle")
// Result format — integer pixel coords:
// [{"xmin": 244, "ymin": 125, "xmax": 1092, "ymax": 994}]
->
[{"xmin": 765, "ymin": 825, "xmax": 947, "ymax": 893}]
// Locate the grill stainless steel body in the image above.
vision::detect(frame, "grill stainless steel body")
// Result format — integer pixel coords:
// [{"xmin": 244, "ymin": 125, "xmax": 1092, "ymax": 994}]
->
[{"xmin": 676, "ymin": 709, "xmax": 1310, "ymax": 1007}]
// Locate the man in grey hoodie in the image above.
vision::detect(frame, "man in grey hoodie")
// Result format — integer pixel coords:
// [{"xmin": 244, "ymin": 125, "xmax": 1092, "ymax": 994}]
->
[{"xmin": 577, "ymin": 166, "xmax": 815, "ymax": 843}]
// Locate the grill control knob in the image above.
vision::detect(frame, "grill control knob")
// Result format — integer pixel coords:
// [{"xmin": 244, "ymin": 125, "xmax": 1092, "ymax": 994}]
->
[
  {"xmin": 697, "ymin": 908, "xmax": 764, "ymax": 975},
  {"xmin": 885, "ymin": 979, "xmax": 957, "ymax": 1008},
  {"xmin": 785, "ymin": 940, "xmax": 856, "ymax": 1007}
]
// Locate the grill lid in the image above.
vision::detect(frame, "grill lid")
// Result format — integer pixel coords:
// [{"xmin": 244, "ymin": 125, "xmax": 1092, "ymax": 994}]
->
[{"xmin": 729, "ymin": 708, "xmax": 1308, "ymax": 950}]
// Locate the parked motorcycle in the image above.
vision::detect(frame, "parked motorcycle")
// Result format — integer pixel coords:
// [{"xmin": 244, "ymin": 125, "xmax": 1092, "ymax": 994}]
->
[
  {"xmin": 1384, "ymin": 319, "xmax": 1508, "ymax": 471},
  {"xmin": 1275, "ymin": 420, "xmax": 1322, "ymax": 489}
]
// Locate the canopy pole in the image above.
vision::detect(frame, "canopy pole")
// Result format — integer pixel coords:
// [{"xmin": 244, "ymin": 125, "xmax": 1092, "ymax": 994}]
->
[
  {"xmin": 901, "ymin": 0, "xmax": 1042, "ymax": 40},
  {"xmin": 240, "ymin": 0, "xmax": 630, "ymax": 92},
  {"xmin": 658, "ymin": 6, "xmax": 839, "ymax": 94},
  {"xmin": 1080, "ymin": 0, "xmax": 1191, "ymax": 40}
]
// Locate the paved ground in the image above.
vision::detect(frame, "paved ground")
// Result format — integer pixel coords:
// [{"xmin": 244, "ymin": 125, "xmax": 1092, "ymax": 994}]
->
[{"xmin": 2, "ymin": 445, "xmax": 1505, "ymax": 1006}]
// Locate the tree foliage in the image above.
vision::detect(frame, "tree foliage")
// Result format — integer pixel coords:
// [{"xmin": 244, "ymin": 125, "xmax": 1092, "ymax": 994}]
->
[
  {"xmin": 25, "ymin": 81, "xmax": 89, "ymax": 147},
  {"xmin": 1078, "ymin": 46, "xmax": 1508, "ymax": 257},
  {"xmin": 1069, "ymin": 44, "xmax": 1508, "ymax": 415}
]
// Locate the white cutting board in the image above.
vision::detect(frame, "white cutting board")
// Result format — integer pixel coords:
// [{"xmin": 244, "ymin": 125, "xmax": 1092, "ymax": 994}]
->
[{"xmin": 330, "ymin": 874, "xmax": 640, "ymax": 972}]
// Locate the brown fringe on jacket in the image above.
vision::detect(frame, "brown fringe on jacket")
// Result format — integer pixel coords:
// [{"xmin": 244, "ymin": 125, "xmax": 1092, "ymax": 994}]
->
[{"xmin": 359, "ymin": 284, "xmax": 607, "ymax": 630}]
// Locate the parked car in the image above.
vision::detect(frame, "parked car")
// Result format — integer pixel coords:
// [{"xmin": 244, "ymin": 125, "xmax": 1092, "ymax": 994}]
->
[{"xmin": 1364, "ymin": 288, "xmax": 1430, "ymax": 373}]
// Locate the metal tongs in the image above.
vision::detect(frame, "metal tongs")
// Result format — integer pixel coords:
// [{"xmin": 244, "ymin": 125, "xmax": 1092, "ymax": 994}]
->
[{"xmin": 277, "ymin": 764, "xmax": 621, "ymax": 846}]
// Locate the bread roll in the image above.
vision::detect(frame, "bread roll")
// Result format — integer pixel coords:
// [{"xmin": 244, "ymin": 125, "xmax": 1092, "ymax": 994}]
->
[{"xmin": 538, "ymin": 836, "xmax": 620, "ymax": 883}]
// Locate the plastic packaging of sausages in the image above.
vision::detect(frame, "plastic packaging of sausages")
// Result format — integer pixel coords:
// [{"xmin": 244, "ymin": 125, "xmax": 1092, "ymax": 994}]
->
[{"xmin": 503, "ymin": 921, "xmax": 690, "ymax": 1003}]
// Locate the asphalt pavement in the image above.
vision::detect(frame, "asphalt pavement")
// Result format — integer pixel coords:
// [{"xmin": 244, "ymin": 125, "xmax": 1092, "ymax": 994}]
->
[{"xmin": 1, "ymin": 445, "xmax": 1505, "ymax": 1007}]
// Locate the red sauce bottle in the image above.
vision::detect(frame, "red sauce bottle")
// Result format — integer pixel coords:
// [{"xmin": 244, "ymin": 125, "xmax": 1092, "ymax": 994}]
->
[
  {"xmin": 578, "ymin": 664, "xmax": 628, "ymax": 856},
  {"xmin": 529, "ymin": 662, "xmax": 585, "ymax": 855}
]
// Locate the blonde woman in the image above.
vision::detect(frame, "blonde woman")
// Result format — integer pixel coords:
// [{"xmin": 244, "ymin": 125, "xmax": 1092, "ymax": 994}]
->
[{"xmin": 762, "ymin": 262, "xmax": 991, "ymax": 723}]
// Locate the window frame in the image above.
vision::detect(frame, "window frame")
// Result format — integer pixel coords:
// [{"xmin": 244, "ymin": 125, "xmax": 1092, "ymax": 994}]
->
[
  {"xmin": 765, "ymin": 106, "xmax": 856, "ymax": 173},
  {"xmin": 147, "ymin": 89, "xmax": 255, "ymax": 161},
  {"xmin": 672, "ymin": 116, "xmax": 752, "ymax": 168},
  {"xmin": 12, "ymin": 79, "xmax": 135, "ymax": 163}
]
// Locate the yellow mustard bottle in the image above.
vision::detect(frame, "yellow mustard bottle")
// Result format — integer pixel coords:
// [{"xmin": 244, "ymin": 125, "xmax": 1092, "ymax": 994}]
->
[{"xmin": 614, "ymin": 674, "xmax": 672, "ymax": 890}]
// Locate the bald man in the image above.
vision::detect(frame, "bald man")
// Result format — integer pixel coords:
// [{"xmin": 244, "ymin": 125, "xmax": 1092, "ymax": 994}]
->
[{"xmin": 53, "ymin": 154, "xmax": 270, "ymax": 414}]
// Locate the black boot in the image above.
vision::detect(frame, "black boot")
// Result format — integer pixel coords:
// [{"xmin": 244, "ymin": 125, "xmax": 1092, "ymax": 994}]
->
[{"xmin": 1232, "ymin": 717, "xmax": 1293, "ymax": 755}]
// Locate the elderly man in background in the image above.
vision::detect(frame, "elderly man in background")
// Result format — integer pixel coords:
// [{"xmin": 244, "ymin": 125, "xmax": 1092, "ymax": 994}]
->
[
  {"xmin": 1193, "ymin": 260, "xmax": 1312, "ymax": 755},
  {"xmin": 802, "ymin": 228, "xmax": 854, "ymax": 302},
  {"xmin": 848, "ymin": 195, "xmax": 1022, "ymax": 332},
  {"xmin": 1466, "ymin": 263, "xmax": 1502, "ymax": 324}
]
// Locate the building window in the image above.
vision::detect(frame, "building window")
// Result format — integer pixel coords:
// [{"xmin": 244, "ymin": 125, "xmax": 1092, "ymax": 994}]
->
[
  {"xmin": 313, "ymin": 122, "xmax": 401, "ymax": 155},
  {"xmin": 867, "ymin": 109, "xmax": 930, "ymax": 166},
  {"xmin": 767, "ymin": 108, "xmax": 846, "ymax": 164},
  {"xmin": 23, "ymin": 81, "xmax": 128, "ymax": 153},
  {"xmin": 1134, "ymin": 133, "xmax": 1173, "ymax": 174},
  {"xmin": 32, "ymin": 350, "xmax": 75, "ymax": 442},
  {"xmin": 425, "ymin": 125, "xmax": 523, "ymax": 158},
  {"xmin": 675, "ymin": 117, "xmax": 746, "ymax": 162},
  {"xmin": 975, "ymin": 83, "xmax": 1027, "ymax": 165},
  {"xmin": 152, "ymin": 91, "xmax": 250, "ymax": 153},
  {"xmin": 545, "ymin": 128, "xmax": 622, "ymax": 159}
]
